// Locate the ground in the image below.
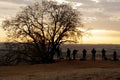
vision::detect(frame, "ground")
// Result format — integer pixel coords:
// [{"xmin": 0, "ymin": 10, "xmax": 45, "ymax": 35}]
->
[{"xmin": 0, "ymin": 60, "xmax": 120, "ymax": 80}]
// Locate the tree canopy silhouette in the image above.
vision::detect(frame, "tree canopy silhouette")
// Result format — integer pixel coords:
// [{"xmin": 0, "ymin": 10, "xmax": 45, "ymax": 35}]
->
[{"xmin": 2, "ymin": 1, "xmax": 83, "ymax": 63}]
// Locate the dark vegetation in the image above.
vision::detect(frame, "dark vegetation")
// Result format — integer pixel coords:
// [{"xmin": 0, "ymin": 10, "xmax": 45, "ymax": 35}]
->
[{"xmin": 1, "ymin": 1, "xmax": 83, "ymax": 65}]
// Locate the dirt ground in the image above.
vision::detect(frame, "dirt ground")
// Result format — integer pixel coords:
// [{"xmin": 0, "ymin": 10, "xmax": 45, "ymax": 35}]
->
[{"xmin": 0, "ymin": 60, "xmax": 120, "ymax": 80}]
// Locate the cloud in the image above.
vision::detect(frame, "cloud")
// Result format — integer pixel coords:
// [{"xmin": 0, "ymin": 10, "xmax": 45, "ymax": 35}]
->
[
  {"xmin": 0, "ymin": 1, "xmax": 27, "ymax": 25},
  {"xmin": 82, "ymin": 16, "xmax": 97, "ymax": 24},
  {"xmin": 91, "ymin": 0, "xmax": 100, "ymax": 3},
  {"xmin": 75, "ymin": 0, "xmax": 120, "ymax": 30},
  {"xmin": 0, "ymin": 0, "xmax": 120, "ymax": 31},
  {"xmin": 107, "ymin": 0, "xmax": 120, "ymax": 2},
  {"xmin": 0, "ymin": 1, "xmax": 25, "ymax": 15},
  {"xmin": 0, "ymin": 0, "xmax": 26, "ymax": 4},
  {"xmin": 0, "ymin": 0, "xmax": 42, "ymax": 4},
  {"xmin": 109, "ymin": 16, "xmax": 120, "ymax": 21},
  {"xmin": 49, "ymin": 0, "xmax": 68, "ymax": 3}
]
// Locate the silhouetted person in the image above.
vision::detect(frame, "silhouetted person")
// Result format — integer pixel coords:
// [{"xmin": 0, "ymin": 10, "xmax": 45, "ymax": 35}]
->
[
  {"xmin": 56, "ymin": 47, "xmax": 61, "ymax": 60},
  {"xmin": 80, "ymin": 49, "xmax": 87, "ymax": 60},
  {"xmin": 91, "ymin": 48, "xmax": 96, "ymax": 61},
  {"xmin": 72, "ymin": 49, "xmax": 77, "ymax": 60},
  {"xmin": 113, "ymin": 51, "xmax": 118, "ymax": 61},
  {"xmin": 66, "ymin": 48, "xmax": 71, "ymax": 60},
  {"xmin": 102, "ymin": 48, "xmax": 107, "ymax": 60}
]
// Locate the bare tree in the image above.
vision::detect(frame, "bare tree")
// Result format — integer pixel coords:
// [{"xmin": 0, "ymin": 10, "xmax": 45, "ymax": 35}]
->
[{"xmin": 2, "ymin": 1, "xmax": 83, "ymax": 63}]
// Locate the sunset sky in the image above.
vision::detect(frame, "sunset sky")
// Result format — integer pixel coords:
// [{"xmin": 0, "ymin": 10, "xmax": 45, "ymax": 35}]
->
[{"xmin": 0, "ymin": 0, "xmax": 120, "ymax": 44}]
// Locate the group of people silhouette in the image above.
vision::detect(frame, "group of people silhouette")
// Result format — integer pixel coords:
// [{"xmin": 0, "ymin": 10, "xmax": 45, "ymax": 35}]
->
[
  {"xmin": 66, "ymin": 48, "xmax": 78, "ymax": 60},
  {"xmin": 66, "ymin": 48, "xmax": 119, "ymax": 61}
]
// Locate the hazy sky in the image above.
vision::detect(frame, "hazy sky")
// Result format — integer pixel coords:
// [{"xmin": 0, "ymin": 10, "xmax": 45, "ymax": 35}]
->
[{"xmin": 0, "ymin": 0, "xmax": 120, "ymax": 44}]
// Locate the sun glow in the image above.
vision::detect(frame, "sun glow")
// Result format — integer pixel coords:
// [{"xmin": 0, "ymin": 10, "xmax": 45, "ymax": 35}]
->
[{"xmin": 82, "ymin": 29, "xmax": 120, "ymax": 44}]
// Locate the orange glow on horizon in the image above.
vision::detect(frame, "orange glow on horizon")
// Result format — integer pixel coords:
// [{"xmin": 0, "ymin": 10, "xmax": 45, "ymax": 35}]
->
[
  {"xmin": 81, "ymin": 29, "xmax": 120, "ymax": 44},
  {"xmin": 0, "ymin": 27, "xmax": 120, "ymax": 44}
]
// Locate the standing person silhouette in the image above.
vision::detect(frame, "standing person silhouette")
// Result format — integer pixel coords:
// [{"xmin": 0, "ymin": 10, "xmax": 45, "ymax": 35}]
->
[
  {"xmin": 113, "ymin": 51, "xmax": 118, "ymax": 61},
  {"xmin": 91, "ymin": 48, "xmax": 96, "ymax": 61},
  {"xmin": 82, "ymin": 49, "xmax": 87, "ymax": 60},
  {"xmin": 56, "ymin": 47, "xmax": 60, "ymax": 60},
  {"xmin": 66, "ymin": 48, "xmax": 71, "ymax": 60},
  {"xmin": 102, "ymin": 48, "xmax": 107, "ymax": 60},
  {"xmin": 72, "ymin": 49, "xmax": 77, "ymax": 60}
]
